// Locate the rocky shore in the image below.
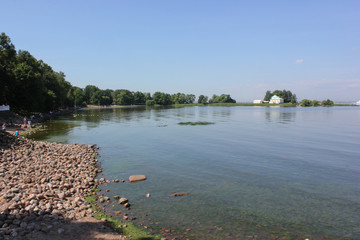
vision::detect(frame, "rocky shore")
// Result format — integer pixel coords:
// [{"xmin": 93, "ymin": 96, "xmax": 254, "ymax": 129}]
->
[{"xmin": 0, "ymin": 131, "xmax": 126, "ymax": 239}]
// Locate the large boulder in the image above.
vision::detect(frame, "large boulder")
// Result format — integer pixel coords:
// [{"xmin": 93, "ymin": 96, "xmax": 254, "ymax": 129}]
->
[{"xmin": 129, "ymin": 175, "xmax": 147, "ymax": 183}]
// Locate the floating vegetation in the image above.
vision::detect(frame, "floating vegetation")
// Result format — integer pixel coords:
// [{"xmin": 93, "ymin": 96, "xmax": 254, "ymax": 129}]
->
[{"xmin": 178, "ymin": 121, "xmax": 215, "ymax": 126}]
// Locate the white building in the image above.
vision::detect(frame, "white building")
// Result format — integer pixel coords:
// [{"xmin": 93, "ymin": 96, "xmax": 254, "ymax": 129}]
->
[
  {"xmin": 269, "ymin": 95, "xmax": 284, "ymax": 104},
  {"xmin": 0, "ymin": 105, "xmax": 10, "ymax": 111},
  {"xmin": 356, "ymin": 100, "xmax": 360, "ymax": 106},
  {"xmin": 253, "ymin": 100, "xmax": 263, "ymax": 104}
]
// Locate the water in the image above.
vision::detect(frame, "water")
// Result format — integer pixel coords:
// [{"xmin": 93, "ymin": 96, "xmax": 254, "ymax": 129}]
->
[{"xmin": 30, "ymin": 106, "xmax": 360, "ymax": 239}]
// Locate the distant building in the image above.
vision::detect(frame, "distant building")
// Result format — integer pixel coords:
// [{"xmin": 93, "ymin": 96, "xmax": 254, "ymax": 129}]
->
[
  {"xmin": 253, "ymin": 100, "xmax": 263, "ymax": 104},
  {"xmin": 0, "ymin": 105, "xmax": 10, "ymax": 111},
  {"xmin": 356, "ymin": 100, "xmax": 360, "ymax": 106},
  {"xmin": 269, "ymin": 95, "xmax": 284, "ymax": 104}
]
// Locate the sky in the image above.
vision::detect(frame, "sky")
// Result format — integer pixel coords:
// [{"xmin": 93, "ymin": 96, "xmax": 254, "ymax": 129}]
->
[{"xmin": 1, "ymin": 0, "xmax": 360, "ymax": 102}]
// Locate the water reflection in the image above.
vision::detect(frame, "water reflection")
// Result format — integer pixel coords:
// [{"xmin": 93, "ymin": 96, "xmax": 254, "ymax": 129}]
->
[
  {"xmin": 28, "ymin": 120, "xmax": 80, "ymax": 143},
  {"xmin": 265, "ymin": 108, "xmax": 296, "ymax": 124}
]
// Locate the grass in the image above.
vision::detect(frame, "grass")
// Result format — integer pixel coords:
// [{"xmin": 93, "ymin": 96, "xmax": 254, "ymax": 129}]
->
[
  {"xmin": 178, "ymin": 121, "xmax": 215, "ymax": 125},
  {"xmin": 85, "ymin": 190, "xmax": 162, "ymax": 240}
]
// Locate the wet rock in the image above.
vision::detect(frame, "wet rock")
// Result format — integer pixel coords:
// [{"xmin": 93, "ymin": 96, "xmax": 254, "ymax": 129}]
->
[
  {"xmin": 170, "ymin": 192, "xmax": 190, "ymax": 197},
  {"xmin": 129, "ymin": 175, "xmax": 147, "ymax": 183},
  {"xmin": 118, "ymin": 198, "xmax": 128, "ymax": 205}
]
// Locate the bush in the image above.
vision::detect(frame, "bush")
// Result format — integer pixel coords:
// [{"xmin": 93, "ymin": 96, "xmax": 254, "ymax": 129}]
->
[
  {"xmin": 321, "ymin": 99, "xmax": 334, "ymax": 106},
  {"xmin": 300, "ymin": 99, "xmax": 312, "ymax": 107},
  {"xmin": 145, "ymin": 100, "xmax": 155, "ymax": 106}
]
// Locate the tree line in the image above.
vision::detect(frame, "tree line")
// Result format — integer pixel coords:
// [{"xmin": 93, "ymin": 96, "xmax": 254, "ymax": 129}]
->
[
  {"xmin": 300, "ymin": 99, "xmax": 334, "ymax": 107},
  {"xmin": 0, "ymin": 33, "xmax": 236, "ymax": 113}
]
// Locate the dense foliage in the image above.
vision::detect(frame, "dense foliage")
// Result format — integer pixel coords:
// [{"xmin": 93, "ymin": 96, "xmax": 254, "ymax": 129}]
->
[
  {"xmin": 300, "ymin": 99, "xmax": 334, "ymax": 107},
  {"xmin": 0, "ymin": 33, "xmax": 77, "ymax": 113},
  {"xmin": 208, "ymin": 94, "xmax": 236, "ymax": 103},
  {"xmin": 263, "ymin": 90, "xmax": 297, "ymax": 103},
  {"xmin": 0, "ymin": 32, "xmax": 237, "ymax": 113}
]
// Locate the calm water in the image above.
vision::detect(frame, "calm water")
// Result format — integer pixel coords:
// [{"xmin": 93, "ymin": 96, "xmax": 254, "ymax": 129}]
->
[{"xmin": 31, "ymin": 106, "xmax": 360, "ymax": 239}]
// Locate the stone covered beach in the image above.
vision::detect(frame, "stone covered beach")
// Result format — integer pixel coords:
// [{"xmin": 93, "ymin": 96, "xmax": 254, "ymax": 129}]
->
[{"xmin": 0, "ymin": 130, "xmax": 127, "ymax": 239}]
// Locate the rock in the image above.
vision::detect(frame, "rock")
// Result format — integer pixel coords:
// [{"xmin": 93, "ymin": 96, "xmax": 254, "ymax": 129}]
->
[
  {"xmin": 10, "ymin": 188, "xmax": 20, "ymax": 193},
  {"xmin": 57, "ymin": 192, "xmax": 65, "ymax": 200},
  {"xmin": 146, "ymin": 193, "xmax": 150, "ymax": 198},
  {"xmin": 113, "ymin": 195, "xmax": 120, "ymax": 200},
  {"xmin": 129, "ymin": 175, "xmax": 147, "ymax": 183},
  {"xmin": 170, "ymin": 192, "xmax": 190, "ymax": 197},
  {"xmin": 118, "ymin": 198, "xmax": 128, "ymax": 205},
  {"xmin": 123, "ymin": 203, "xmax": 130, "ymax": 208}
]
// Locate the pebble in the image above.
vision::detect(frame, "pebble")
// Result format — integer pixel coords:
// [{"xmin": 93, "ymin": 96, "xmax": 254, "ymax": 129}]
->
[{"xmin": 0, "ymin": 131, "xmax": 99, "ymax": 238}]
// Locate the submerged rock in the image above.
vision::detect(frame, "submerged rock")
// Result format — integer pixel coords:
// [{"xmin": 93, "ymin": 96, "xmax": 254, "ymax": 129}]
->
[{"xmin": 170, "ymin": 192, "xmax": 190, "ymax": 197}]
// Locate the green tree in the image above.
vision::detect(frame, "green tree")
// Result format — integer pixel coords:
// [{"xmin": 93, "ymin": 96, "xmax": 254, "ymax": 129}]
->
[
  {"xmin": 72, "ymin": 87, "xmax": 86, "ymax": 107},
  {"xmin": 263, "ymin": 90, "xmax": 272, "ymax": 101},
  {"xmin": 209, "ymin": 94, "xmax": 236, "ymax": 103},
  {"xmin": 321, "ymin": 99, "xmax": 334, "ymax": 106},
  {"xmin": 198, "ymin": 95, "xmax": 208, "ymax": 104},
  {"xmin": 312, "ymin": 100, "xmax": 320, "ymax": 106},
  {"xmin": 133, "ymin": 91, "xmax": 146, "ymax": 105},
  {"xmin": 113, "ymin": 89, "xmax": 133, "ymax": 105},
  {"xmin": 185, "ymin": 94, "xmax": 196, "ymax": 104},
  {"xmin": 84, "ymin": 85, "xmax": 101, "ymax": 104},
  {"xmin": 0, "ymin": 33, "xmax": 17, "ymax": 105},
  {"xmin": 300, "ymin": 99, "xmax": 312, "ymax": 107},
  {"xmin": 171, "ymin": 93, "xmax": 186, "ymax": 104},
  {"xmin": 290, "ymin": 94, "xmax": 297, "ymax": 104},
  {"xmin": 153, "ymin": 92, "xmax": 172, "ymax": 105}
]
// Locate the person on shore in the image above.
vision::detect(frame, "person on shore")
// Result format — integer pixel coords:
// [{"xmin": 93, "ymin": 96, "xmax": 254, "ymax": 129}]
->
[
  {"xmin": 28, "ymin": 120, "xmax": 32, "ymax": 128},
  {"xmin": 23, "ymin": 117, "xmax": 27, "ymax": 126},
  {"xmin": 2, "ymin": 123, "xmax": 6, "ymax": 131}
]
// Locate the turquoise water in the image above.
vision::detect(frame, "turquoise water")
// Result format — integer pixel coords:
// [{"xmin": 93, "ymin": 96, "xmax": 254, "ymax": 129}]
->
[{"xmin": 31, "ymin": 106, "xmax": 360, "ymax": 239}]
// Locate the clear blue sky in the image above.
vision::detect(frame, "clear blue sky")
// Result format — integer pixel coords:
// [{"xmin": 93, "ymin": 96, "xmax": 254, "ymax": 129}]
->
[{"xmin": 2, "ymin": 0, "xmax": 360, "ymax": 102}]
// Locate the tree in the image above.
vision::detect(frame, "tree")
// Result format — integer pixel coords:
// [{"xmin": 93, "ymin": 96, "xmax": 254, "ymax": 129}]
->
[
  {"xmin": 153, "ymin": 92, "xmax": 172, "ymax": 105},
  {"xmin": 290, "ymin": 94, "xmax": 297, "ymax": 104},
  {"xmin": 133, "ymin": 91, "xmax": 146, "ymax": 105},
  {"xmin": 209, "ymin": 94, "xmax": 236, "ymax": 103},
  {"xmin": 171, "ymin": 93, "xmax": 186, "ymax": 104},
  {"xmin": 185, "ymin": 94, "xmax": 196, "ymax": 104},
  {"xmin": 84, "ymin": 85, "xmax": 101, "ymax": 104},
  {"xmin": 300, "ymin": 99, "xmax": 312, "ymax": 107},
  {"xmin": 264, "ymin": 89, "xmax": 294, "ymax": 103},
  {"xmin": 72, "ymin": 87, "xmax": 86, "ymax": 107},
  {"xmin": 264, "ymin": 91, "xmax": 272, "ymax": 101},
  {"xmin": 0, "ymin": 33, "xmax": 17, "ymax": 105},
  {"xmin": 113, "ymin": 89, "xmax": 133, "ymax": 105},
  {"xmin": 209, "ymin": 94, "xmax": 219, "ymax": 103},
  {"xmin": 312, "ymin": 100, "xmax": 320, "ymax": 106},
  {"xmin": 321, "ymin": 99, "xmax": 334, "ymax": 106},
  {"xmin": 198, "ymin": 95, "xmax": 208, "ymax": 104}
]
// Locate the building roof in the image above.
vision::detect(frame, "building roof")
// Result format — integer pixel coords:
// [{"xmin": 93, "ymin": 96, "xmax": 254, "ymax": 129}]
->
[{"xmin": 270, "ymin": 95, "xmax": 283, "ymax": 100}]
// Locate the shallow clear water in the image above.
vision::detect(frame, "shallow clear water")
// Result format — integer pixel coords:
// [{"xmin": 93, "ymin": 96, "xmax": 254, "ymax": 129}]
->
[{"xmin": 31, "ymin": 106, "xmax": 360, "ymax": 239}]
